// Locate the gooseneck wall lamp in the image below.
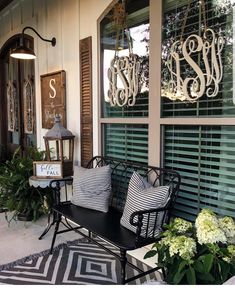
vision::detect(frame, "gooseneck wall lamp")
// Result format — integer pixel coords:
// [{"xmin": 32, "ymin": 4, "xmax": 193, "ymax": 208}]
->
[{"xmin": 10, "ymin": 26, "xmax": 56, "ymax": 60}]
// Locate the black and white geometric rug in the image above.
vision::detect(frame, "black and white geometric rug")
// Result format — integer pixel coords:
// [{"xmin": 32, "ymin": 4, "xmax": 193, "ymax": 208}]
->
[{"xmin": 0, "ymin": 238, "xmax": 161, "ymax": 284}]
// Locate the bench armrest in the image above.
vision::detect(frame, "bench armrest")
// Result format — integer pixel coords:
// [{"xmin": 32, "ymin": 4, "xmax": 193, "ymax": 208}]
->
[
  {"xmin": 129, "ymin": 205, "xmax": 168, "ymax": 246},
  {"xmin": 49, "ymin": 177, "xmax": 73, "ymax": 205}
]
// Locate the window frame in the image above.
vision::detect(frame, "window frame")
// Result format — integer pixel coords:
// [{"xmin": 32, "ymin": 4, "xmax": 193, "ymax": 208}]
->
[
  {"xmin": 98, "ymin": 0, "xmax": 152, "ymax": 161},
  {"xmin": 98, "ymin": 0, "xmax": 235, "ymax": 165},
  {"xmin": 159, "ymin": 0, "xmax": 235, "ymax": 220}
]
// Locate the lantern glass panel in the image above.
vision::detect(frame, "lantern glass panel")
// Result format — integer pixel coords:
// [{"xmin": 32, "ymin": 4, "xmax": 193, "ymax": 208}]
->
[
  {"xmin": 46, "ymin": 140, "xmax": 60, "ymax": 161},
  {"xmin": 63, "ymin": 139, "xmax": 71, "ymax": 160}
]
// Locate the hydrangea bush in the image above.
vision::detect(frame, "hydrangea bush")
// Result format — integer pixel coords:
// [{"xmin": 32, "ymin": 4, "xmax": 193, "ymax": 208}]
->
[{"xmin": 144, "ymin": 209, "xmax": 235, "ymax": 284}]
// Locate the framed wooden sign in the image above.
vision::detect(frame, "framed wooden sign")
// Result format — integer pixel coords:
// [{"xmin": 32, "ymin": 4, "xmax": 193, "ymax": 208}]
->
[
  {"xmin": 41, "ymin": 70, "xmax": 66, "ymax": 129},
  {"xmin": 33, "ymin": 161, "xmax": 63, "ymax": 179}
]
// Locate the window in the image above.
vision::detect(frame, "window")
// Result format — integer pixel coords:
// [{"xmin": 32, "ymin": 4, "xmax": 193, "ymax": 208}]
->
[
  {"xmin": 100, "ymin": 0, "xmax": 149, "ymax": 164},
  {"xmin": 99, "ymin": 0, "xmax": 235, "ymax": 221},
  {"xmin": 103, "ymin": 123, "xmax": 148, "ymax": 163},
  {"xmin": 161, "ymin": 0, "xmax": 233, "ymax": 118},
  {"xmin": 0, "ymin": 35, "xmax": 36, "ymax": 160},
  {"xmin": 161, "ymin": 0, "xmax": 235, "ymax": 220},
  {"xmin": 163, "ymin": 125, "xmax": 235, "ymax": 220}
]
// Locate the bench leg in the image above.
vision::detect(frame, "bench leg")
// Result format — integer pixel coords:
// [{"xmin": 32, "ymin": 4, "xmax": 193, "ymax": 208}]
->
[
  {"xmin": 88, "ymin": 230, "xmax": 92, "ymax": 240},
  {"xmin": 39, "ymin": 210, "xmax": 56, "ymax": 240},
  {"xmin": 87, "ymin": 231, "xmax": 97, "ymax": 241},
  {"xmin": 50, "ymin": 215, "xmax": 61, "ymax": 254},
  {"xmin": 120, "ymin": 249, "xmax": 127, "ymax": 284},
  {"xmin": 162, "ymin": 266, "xmax": 166, "ymax": 280}
]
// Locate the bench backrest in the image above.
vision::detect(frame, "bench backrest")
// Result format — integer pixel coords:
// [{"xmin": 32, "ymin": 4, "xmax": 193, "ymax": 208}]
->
[{"xmin": 86, "ymin": 156, "xmax": 180, "ymax": 218}]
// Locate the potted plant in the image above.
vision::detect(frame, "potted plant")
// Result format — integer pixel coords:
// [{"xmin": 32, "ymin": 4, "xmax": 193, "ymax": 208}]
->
[
  {"xmin": 0, "ymin": 146, "xmax": 53, "ymax": 222},
  {"xmin": 145, "ymin": 209, "xmax": 235, "ymax": 284}
]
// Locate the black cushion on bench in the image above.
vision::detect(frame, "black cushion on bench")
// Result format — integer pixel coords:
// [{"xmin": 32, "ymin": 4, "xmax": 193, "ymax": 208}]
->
[{"xmin": 53, "ymin": 203, "xmax": 148, "ymax": 250}]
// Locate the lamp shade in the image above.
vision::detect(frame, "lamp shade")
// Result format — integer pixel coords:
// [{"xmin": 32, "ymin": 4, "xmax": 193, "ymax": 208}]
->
[
  {"xmin": 10, "ymin": 26, "xmax": 56, "ymax": 60},
  {"xmin": 10, "ymin": 46, "xmax": 36, "ymax": 60}
]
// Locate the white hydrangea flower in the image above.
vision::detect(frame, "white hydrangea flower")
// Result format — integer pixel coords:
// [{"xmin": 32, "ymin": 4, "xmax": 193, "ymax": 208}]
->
[
  {"xmin": 172, "ymin": 218, "xmax": 192, "ymax": 234},
  {"xmin": 196, "ymin": 219, "xmax": 227, "ymax": 245},
  {"xmin": 159, "ymin": 235, "xmax": 172, "ymax": 247},
  {"xmin": 222, "ymin": 256, "xmax": 231, "ymax": 263},
  {"xmin": 168, "ymin": 236, "xmax": 196, "ymax": 261},
  {"xmin": 195, "ymin": 209, "xmax": 218, "ymax": 229},
  {"xmin": 219, "ymin": 216, "xmax": 235, "ymax": 239},
  {"xmin": 228, "ymin": 245, "xmax": 235, "ymax": 257},
  {"xmin": 227, "ymin": 237, "xmax": 235, "ymax": 244},
  {"xmin": 223, "ymin": 245, "xmax": 235, "ymax": 263}
]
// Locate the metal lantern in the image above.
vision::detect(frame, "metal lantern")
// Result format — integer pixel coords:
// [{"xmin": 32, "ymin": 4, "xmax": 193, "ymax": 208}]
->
[{"xmin": 44, "ymin": 115, "xmax": 75, "ymax": 177}]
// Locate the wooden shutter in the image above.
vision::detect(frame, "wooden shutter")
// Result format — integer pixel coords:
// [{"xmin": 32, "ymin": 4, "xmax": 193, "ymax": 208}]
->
[{"xmin": 80, "ymin": 36, "xmax": 93, "ymax": 167}]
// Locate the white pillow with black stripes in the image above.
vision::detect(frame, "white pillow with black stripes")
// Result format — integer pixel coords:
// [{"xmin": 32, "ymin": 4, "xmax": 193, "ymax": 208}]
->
[
  {"xmin": 71, "ymin": 165, "xmax": 112, "ymax": 212},
  {"xmin": 120, "ymin": 171, "xmax": 169, "ymax": 237}
]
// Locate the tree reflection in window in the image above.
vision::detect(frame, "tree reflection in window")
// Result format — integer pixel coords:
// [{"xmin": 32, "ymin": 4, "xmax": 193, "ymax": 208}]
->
[{"xmin": 100, "ymin": 0, "xmax": 149, "ymax": 118}]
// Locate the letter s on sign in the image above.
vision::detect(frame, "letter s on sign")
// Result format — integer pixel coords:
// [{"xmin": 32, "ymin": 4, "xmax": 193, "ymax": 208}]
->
[{"xmin": 49, "ymin": 78, "xmax": 56, "ymax": 98}]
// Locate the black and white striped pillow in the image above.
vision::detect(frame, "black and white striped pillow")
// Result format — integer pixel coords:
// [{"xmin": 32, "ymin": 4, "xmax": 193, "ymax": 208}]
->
[
  {"xmin": 71, "ymin": 165, "xmax": 112, "ymax": 213},
  {"xmin": 120, "ymin": 171, "xmax": 169, "ymax": 237}
]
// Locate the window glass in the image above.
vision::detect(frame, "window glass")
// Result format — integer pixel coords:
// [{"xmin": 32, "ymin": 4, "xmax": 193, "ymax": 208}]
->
[
  {"xmin": 103, "ymin": 123, "xmax": 148, "ymax": 164},
  {"xmin": 100, "ymin": 0, "xmax": 149, "ymax": 118},
  {"xmin": 163, "ymin": 125, "xmax": 235, "ymax": 220},
  {"xmin": 102, "ymin": 123, "xmax": 148, "ymax": 211},
  {"xmin": 161, "ymin": 0, "xmax": 233, "ymax": 117}
]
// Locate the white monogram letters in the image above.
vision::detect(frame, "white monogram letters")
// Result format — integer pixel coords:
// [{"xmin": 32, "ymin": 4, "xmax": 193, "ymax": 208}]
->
[
  {"xmin": 49, "ymin": 78, "xmax": 56, "ymax": 99},
  {"xmin": 107, "ymin": 54, "xmax": 141, "ymax": 107},
  {"xmin": 162, "ymin": 28, "xmax": 224, "ymax": 102}
]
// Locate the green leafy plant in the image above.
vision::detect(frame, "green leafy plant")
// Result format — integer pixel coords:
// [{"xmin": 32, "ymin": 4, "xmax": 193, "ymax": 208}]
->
[
  {"xmin": 0, "ymin": 146, "xmax": 53, "ymax": 222},
  {"xmin": 144, "ymin": 209, "xmax": 235, "ymax": 284}
]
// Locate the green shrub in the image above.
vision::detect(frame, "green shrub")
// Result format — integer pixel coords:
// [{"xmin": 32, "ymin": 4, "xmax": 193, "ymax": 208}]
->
[{"xmin": 0, "ymin": 146, "xmax": 53, "ymax": 222}]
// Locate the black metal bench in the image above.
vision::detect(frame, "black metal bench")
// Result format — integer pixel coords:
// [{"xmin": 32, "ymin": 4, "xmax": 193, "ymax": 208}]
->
[{"xmin": 49, "ymin": 156, "xmax": 180, "ymax": 284}]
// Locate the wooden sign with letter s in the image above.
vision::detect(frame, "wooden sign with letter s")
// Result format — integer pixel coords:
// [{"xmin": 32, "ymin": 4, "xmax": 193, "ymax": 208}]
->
[{"xmin": 41, "ymin": 70, "xmax": 66, "ymax": 129}]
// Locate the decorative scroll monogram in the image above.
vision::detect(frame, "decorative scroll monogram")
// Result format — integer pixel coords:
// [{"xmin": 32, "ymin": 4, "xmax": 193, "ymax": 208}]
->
[
  {"xmin": 107, "ymin": 54, "xmax": 141, "ymax": 107},
  {"xmin": 106, "ymin": 0, "xmax": 142, "ymax": 107},
  {"xmin": 162, "ymin": 28, "xmax": 224, "ymax": 102},
  {"xmin": 7, "ymin": 81, "xmax": 18, "ymax": 132},
  {"xmin": 24, "ymin": 78, "xmax": 34, "ymax": 134}
]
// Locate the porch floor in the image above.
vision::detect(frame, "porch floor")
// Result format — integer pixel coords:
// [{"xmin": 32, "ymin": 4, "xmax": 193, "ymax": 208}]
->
[
  {"xmin": 0, "ymin": 211, "xmax": 155, "ymax": 268},
  {"xmin": 0, "ymin": 212, "xmax": 80, "ymax": 266}
]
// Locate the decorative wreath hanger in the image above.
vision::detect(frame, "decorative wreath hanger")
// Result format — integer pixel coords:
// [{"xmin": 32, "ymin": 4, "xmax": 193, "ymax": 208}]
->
[
  {"xmin": 107, "ymin": 0, "xmax": 141, "ymax": 107},
  {"xmin": 7, "ymin": 80, "xmax": 18, "ymax": 132},
  {"xmin": 161, "ymin": 0, "xmax": 225, "ymax": 103}
]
